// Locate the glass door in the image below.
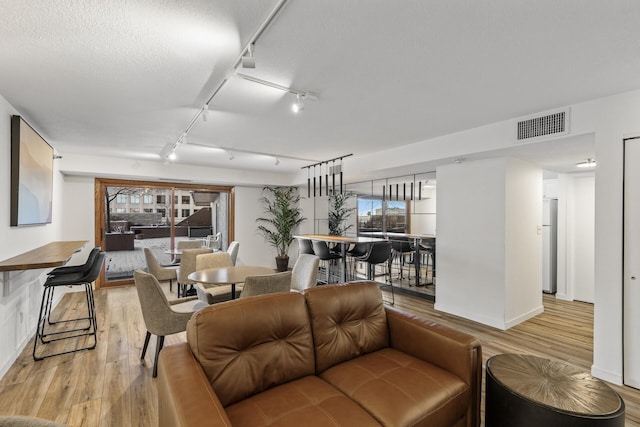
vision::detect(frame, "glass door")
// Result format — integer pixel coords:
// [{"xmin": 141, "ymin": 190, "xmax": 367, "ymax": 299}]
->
[{"xmin": 95, "ymin": 178, "xmax": 233, "ymax": 288}]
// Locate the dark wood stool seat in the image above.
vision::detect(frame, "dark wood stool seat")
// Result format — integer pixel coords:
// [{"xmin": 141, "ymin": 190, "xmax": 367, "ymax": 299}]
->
[{"xmin": 486, "ymin": 354, "xmax": 625, "ymax": 427}]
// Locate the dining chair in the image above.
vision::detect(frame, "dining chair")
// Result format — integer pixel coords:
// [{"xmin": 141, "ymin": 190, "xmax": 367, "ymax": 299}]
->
[
  {"xmin": 290, "ymin": 254, "xmax": 320, "ymax": 291},
  {"xmin": 194, "ymin": 252, "xmax": 238, "ymax": 304},
  {"xmin": 134, "ymin": 270, "xmax": 200, "ymax": 377},
  {"xmin": 226, "ymin": 241, "xmax": 240, "ymax": 265},
  {"xmin": 240, "ymin": 271, "xmax": 292, "ymax": 298},
  {"xmin": 311, "ymin": 240, "xmax": 341, "ymax": 284},
  {"xmin": 177, "ymin": 240, "xmax": 204, "ymax": 250},
  {"xmin": 143, "ymin": 247, "xmax": 178, "ymax": 293},
  {"xmin": 177, "ymin": 248, "xmax": 212, "ymax": 297},
  {"xmin": 204, "ymin": 232, "xmax": 222, "ymax": 250}
]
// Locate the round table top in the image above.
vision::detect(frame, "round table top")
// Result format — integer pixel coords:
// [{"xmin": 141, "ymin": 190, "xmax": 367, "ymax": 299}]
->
[
  {"xmin": 487, "ymin": 354, "xmax": 623, "ymax": 417},
  {"xmin": 188, "ymin": 265, "xmax": 275, "ymax": 285}
]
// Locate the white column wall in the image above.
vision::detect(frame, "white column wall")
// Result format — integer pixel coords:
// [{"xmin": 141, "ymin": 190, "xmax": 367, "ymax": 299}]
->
[
  {"xmin": 436, "ymin": 157, "xmax": 542, "ymax": 330},
  {"xmin": 435, "ymin": 158, "xmax": 507, "ymax": 328},
  {"xmin": 504, "ymin": 159, "xmax": 543, "ymax": 327}
]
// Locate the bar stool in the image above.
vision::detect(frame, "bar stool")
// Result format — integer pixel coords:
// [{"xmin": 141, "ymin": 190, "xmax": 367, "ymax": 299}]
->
[
  {"xmin": 391, "ymin": 238, "xmax": 413, "ymax": 282},
  {"xmin": 33, "ymin": 251, "xmax": 105, "ymax": 360},
  {"xmin": 312, "ymin": 240, "xmax": 341, "ymax": 284},
  {"xmin": 347, "ymin": 243, "xmax": 368, "ymax": 280},
  {"xmin": 355, "ymin": 241, "xmax": 394, "ymax": 304}
]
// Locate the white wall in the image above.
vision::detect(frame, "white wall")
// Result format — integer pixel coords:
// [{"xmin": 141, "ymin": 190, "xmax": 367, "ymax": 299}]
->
[
  {"xmin": 0, "ymin": 95, "xmax": 68, "ymax": 378},
  {"xmin": 436, "ymin": 157, "xmax": 542, "ymax": 330}
]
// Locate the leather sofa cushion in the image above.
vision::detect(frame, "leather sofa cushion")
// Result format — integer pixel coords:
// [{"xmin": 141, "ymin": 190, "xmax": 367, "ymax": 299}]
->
[
  {"xmin": 225, "ymin": 375, "xmax": 381, "ymax": 427},
  {"xmin": 187, "ymin": 292, "xmax": 315, "ymax": 407},
  {"xmin": 320, "ymin": 348, "xmax": 469, "ymax": 427},
  {"xmin": 304, "ymin": 281, "xmax": 389, "ymax": 373}
]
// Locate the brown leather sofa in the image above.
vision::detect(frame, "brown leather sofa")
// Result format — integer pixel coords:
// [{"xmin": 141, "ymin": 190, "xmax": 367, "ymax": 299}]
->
[{"xmin": 157, "ymin": 281, "xmax": 482, "ymax": 427}]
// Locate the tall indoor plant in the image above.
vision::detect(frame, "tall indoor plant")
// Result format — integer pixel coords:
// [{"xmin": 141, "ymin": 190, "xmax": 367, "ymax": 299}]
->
[
  {"xmin": 328, "ymin": 191, "xmax": 355, "ymax": 235},
  {"xmin": 257, "ymin": 186, "xmax": 306, "ymax": 271}
]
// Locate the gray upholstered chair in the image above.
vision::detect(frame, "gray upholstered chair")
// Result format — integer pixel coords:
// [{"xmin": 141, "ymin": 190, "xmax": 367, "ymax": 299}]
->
[
  {"xmin": 177, "ymin": 248, "xmax": 212, "ymax": 297},
  {"xmin": 240, "ymin": 271, "xmax": 292, "ymax": 298},
  {"xmin": 194, "ymin": 252, "xmax": 238, "ymax": 304},
  {"xmin": 0, "ymin": 416, "xmax": 67, "ymax": 427},
  {"xmin": 134, "ymin": 270, "xmax": 200, "ymax": 377},
  {"xmin": 177, "ymin": 240, "xmax": 204, "ymax": 250},
  {"xmin": 143, "ymin": 247, "xmax": 178, "ymax": 294},
  {"xmin": 291, "ymin": 254, "xmax": 320, "ymax": 291},
  {"xmin": 226, "ymin": 241, "xmax": 240, "ymax": 265}
]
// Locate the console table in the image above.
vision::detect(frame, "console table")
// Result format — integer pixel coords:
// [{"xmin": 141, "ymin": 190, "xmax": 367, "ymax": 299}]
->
[{"xmin": 0, "ymin": 241, "xmax": 88, "ymax": 296}]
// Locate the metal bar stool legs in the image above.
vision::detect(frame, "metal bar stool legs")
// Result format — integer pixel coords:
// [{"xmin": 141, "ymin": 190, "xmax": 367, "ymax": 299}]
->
[{"xmin": 33, "ymin": 252, "xmax": 104, "ymax": 361}]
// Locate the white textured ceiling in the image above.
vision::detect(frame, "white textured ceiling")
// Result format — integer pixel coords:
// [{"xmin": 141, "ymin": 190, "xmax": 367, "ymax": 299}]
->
[{"xmin": 1, "ymin": 0, "xmax": 639, "ymax": 175}]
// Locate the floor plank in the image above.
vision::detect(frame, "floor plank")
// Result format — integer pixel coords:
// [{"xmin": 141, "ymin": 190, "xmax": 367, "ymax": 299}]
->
[{"xmin": 0, "ymin": 285, "xmax": 638, "ymax": 426}]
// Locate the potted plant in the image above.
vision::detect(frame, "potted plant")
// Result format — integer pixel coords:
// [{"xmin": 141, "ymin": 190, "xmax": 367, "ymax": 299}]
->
[
  {"xmin": 257, "ymin": 186, "xmax": 306, "ymax": 271},
  {"xmin": 328, "ymin": 191, "xmax": 355, "ymax": 235}
]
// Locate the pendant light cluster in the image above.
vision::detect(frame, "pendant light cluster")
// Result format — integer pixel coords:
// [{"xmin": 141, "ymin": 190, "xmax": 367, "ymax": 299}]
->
[
  {"xmin": 382, "ymin": 178, "xmax": 430, "ymax": 202},
  {"xmin": 302, "ymin": 154, "xmax": 352, "ymax": 198}
]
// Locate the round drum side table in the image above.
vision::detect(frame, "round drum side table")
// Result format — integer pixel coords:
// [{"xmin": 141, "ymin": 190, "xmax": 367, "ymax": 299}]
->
[{"xmin": 485, "ymin": 354, "xmax": 625, "ymax": 427}]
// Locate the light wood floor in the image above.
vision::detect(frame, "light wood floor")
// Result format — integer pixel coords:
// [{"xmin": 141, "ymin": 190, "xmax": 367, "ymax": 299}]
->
[{"xmin": 0, "ymin": 286, "xmax": 638, "ymax": 426}]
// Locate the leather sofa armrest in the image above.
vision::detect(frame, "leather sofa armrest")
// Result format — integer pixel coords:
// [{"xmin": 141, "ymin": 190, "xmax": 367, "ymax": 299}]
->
[
  {"xmin": 385, "ymin": 307, "xmax": 482, "ymax": 427},
  {"xmin": 158, "ymin": 343, "xmax": 232, "ymax": 427}
]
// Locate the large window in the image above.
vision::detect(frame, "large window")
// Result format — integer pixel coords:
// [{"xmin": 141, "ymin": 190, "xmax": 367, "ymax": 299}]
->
[{"xmin": 143, "ymin": 194, "xmax": 153, "ymax": 204}]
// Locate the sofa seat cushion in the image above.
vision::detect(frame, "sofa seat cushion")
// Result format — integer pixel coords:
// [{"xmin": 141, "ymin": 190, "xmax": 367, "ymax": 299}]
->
[
  {"xmin": 320, "ymin": 348, "xmax": 469, "ymax": 427},
  {"xmin": 225, "ymin": 375, "xmax": 381, "ymax": 427}
]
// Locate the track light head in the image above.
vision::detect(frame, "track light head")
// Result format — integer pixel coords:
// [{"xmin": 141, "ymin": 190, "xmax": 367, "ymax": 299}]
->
[
  {"xmin": 168, "ymin": 151, "xmax": 177, "ymax": 161},
  {"xmin": 242, "ymin": 44, "xmax": 256, "ymax": 69},
  {"xmin": 275, "ymin": 157, "xmax": 280, "ymax": 166},
  {"xmin": 292, "ymin": 94, "xmax": 305, "ymax": 113},
  {"xmin": 202, "ymin": 104, "xmax": 209, "ymax": 122}
]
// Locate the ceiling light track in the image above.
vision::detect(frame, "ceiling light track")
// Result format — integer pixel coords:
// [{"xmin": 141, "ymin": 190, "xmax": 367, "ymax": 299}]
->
[
  {"xmin": 187, "ymin": 141, "xmax": 318, "ymax": 163},
  {"xmin": 163, "ymin": 0, "xmax": 293, "ymax": 161},
  {"xmin": 235, "ymin": 73, "xmax": 317, "ymax": 99}
]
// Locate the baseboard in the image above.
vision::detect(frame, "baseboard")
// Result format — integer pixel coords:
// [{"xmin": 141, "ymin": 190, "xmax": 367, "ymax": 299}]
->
[
  {"xmin": 434, "ymin": 302, "xmax": 507, "ymax": 330},
  {"xmin": 591, "ymin": 365, "xmax": 623, "ymax": 386},
  {"xmin": 504, "ymin": 305, "xmax": 544, "ymax": 329}
]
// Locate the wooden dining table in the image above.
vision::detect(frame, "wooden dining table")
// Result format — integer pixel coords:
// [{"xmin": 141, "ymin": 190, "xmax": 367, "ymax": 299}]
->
[
  {"xmin": 187, "ymin": 265, "xmax": 275, "ymax": 299},
  {"xmin": 294, "ymin": 234, "xmax": 387, "ymax": 282}
]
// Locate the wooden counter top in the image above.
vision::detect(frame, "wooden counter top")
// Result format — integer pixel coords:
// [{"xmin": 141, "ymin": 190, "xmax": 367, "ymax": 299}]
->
[{"xmin": 0, "ymin": 241, "xmax": 88, "ymax": 272}]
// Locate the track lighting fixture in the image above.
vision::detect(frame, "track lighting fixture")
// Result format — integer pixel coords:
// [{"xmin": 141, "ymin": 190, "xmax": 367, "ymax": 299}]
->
[
  {"xmin": 242, "ymin": 44, "xmax": 256, "ymax": 69},
  {"xmin": 227, "ymin": 150, "xmax": 235, "ymax": 160},
  {"xmin": 202, "ymin": 104, "xmax": 209, "ymax": 121},
  {"xmin": 168, "ymin": 151, "xmax": 177, "ymax": 161},
  {"xmin": 576, "ymin": 158, "xmax": 596, "ymax": 168},
  {"xmin": 292, "ymin": 93, "xmax": 305, "ymax": 113},
  {"xmin": 275, "ymin": 157, "xmax": 280, "ymax": 166}
]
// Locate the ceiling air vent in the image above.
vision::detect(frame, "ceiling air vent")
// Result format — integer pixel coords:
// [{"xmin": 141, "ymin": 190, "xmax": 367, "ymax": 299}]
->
[{"xmin": 516, "ymin": 109, "xmax": 569, "ymax": 142}]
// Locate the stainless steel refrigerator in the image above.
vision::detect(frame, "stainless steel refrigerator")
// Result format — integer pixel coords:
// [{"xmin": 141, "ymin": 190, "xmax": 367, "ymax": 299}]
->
[{"xmin": 542, "ymin": 198, "xmax": 558, "ymax": 293}]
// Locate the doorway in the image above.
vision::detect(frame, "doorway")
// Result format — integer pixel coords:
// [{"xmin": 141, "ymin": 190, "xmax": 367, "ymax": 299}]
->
[
  {"xmin": 94, "ymin": 178, "xmax": 234, "ymax": 288},
  {"xmin": 624, "ymin": 136, "xmax": 640, "ymax": 389}
]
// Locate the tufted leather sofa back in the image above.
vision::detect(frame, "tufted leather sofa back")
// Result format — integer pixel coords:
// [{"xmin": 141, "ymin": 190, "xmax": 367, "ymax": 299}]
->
[
  {"xmin": 304, "ymin": 281, "xmax": 389, "ymax": 374},
  {"xmin": 186, "ymin": 291, "xmax": 315, "ymax": 407}
]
